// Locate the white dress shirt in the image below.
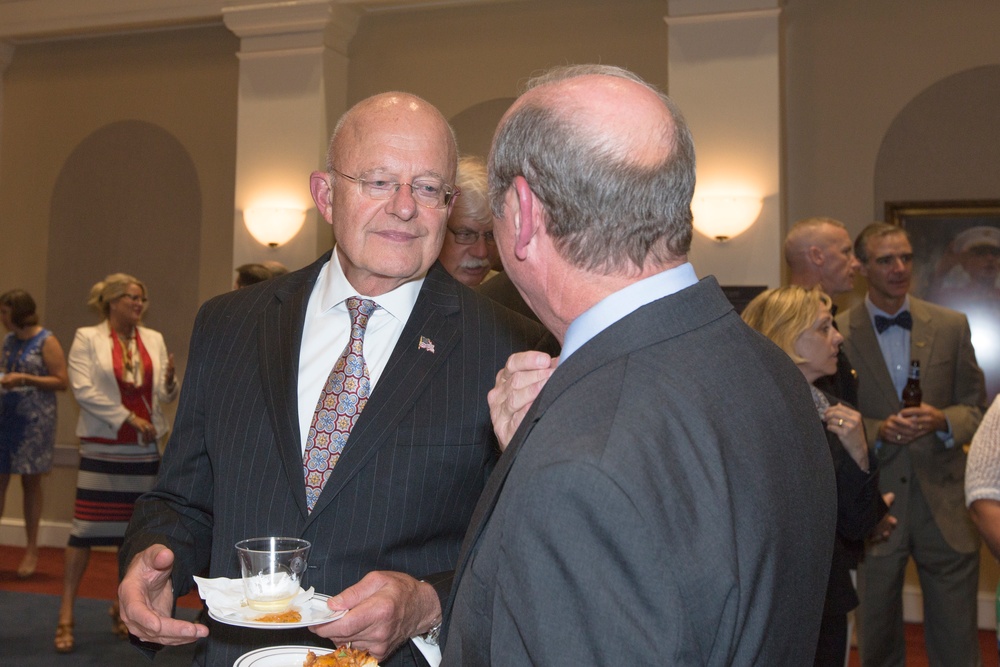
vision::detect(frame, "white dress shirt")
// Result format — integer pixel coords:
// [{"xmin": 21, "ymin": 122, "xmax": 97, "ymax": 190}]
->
[{"xmin": 297, "ymin": 251, "xmax": 423, "ymax": 454}]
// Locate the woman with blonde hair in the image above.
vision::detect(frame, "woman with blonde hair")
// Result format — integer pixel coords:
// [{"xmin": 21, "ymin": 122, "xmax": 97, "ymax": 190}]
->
[
  {"xmin": 0, "ymin": 289, "xmax": 68, "ymax": 579},
  {"xmin": 742, "ymin": 286, "xmax": 888, "ymax": 667},
  {"xmin": 55, "ymin": 273, "xmax": 178, "ymax": 653}
]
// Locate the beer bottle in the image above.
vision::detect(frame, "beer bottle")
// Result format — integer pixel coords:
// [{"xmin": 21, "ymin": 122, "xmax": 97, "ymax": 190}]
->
[{"xmin": 902, "ymin": 359, "xmax": 922, "ymax": 408}]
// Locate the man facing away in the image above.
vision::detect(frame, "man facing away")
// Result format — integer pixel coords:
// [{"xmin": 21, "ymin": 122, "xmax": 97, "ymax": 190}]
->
[
  {"xmin": 117, "ymin": 92, "xmax": 552, "ymax": 667},
  {"xmin": 441, "ymin": 64, "xmax": 837, "ymax": 666},
  {"xmin": 837, "ymin": 222, "xmax": 986, "ymax": 667}
]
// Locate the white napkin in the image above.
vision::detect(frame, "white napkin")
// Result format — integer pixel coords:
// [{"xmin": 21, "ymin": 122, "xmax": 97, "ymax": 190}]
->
[{"xmin": 194, "ymin": 575, "xmax": 315, "ymax": 620}]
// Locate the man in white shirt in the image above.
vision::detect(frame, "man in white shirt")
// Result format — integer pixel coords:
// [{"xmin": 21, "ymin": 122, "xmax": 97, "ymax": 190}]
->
[{"xmin": 117, "ymin": 91, "xmax": 552, "ymax": 667}]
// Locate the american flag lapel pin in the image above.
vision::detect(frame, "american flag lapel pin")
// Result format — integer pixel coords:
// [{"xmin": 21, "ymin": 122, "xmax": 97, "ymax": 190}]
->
[{"xmin": 418, "ymin": 336, "xmax": 436, "ymax": 353}]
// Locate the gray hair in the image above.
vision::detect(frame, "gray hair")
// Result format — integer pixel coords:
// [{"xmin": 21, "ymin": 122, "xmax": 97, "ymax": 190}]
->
[{"xmin": 488, "ymin": 64, "xmax": 696, "ymax": 273}]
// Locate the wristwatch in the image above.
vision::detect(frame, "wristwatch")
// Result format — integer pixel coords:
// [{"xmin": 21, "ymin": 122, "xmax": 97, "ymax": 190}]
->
[{"xmin": 422, "ymin": 621, "xmax": 442, "ymax": 645}]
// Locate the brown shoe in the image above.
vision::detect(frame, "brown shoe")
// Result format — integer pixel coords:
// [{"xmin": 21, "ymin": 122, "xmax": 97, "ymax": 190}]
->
[{"xmin": 54, "ymin": 622, "xmax": 74, "ymax": 653}]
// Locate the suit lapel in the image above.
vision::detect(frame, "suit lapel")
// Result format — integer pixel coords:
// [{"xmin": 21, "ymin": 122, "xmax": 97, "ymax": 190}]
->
[
  {"xmin": 909, "ymin": 298, "xmax": 934, "ymax": 371},
  {"xmin": 848, "ymin": 306, "xmax": 899, "ymax": 406},
  {"xmin": 306, "ymin": 264, "xmax": 463, "ymax": 520},
  {"xmin": 259, "ymin": 253, "xmax": 329, "ymax": 519},
  {"xmin": 443, "ymin": 277, "xmax": 735, "ymax": 629}
]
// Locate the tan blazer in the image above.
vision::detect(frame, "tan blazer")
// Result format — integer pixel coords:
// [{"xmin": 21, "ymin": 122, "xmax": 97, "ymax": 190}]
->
[
  {"xmin": 837, "ymin": 296, "xmax": 986, "ymax": 554},
  {"xmin": 67, "ymin": 320, "xmax": 178, "ymax": 442}
]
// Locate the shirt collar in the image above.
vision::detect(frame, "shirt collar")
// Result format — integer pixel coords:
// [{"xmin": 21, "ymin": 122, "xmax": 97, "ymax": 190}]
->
[
  {"xmin": 316, "ymin": 250, "xmax": 424, "ymax": 324},
  {"xmin": 560, "ymin": 262, "xmax": 698, "ymax": 362}
]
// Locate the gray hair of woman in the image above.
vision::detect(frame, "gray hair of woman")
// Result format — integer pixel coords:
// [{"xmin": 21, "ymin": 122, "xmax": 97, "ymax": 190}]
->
[{"xmin": 86, "ymin": 273, "xmax": 147, "ymax": 320}]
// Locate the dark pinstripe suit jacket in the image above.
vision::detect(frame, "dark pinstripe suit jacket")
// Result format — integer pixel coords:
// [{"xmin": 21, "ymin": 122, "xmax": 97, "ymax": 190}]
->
[{"xmin": 121, "ymin": 253, "xmax": 552, "ymax": 667}]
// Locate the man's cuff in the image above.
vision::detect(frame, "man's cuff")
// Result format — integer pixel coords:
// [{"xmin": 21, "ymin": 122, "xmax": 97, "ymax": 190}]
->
[
  {"xmin": 411, "ymin": 636, "xmax": 442, "ymax": 667},
  {"xmin": 937, "ymin": 417, "xmax": 955, "ymax": 448}
]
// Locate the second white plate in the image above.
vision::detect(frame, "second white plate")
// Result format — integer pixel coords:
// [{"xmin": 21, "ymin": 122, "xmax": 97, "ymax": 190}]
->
[{"xmin": 234, "ymin": 645, "xmax": 333, "ymax": 667}]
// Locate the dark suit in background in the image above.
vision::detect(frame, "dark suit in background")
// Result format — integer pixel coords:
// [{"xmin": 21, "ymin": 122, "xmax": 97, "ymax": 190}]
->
[
  {"xmin": 444, "ymin": 277, "xmax": 837, "ymax": 665},
  {"xmin": 838, "ymin": 296, "xmax": 985, "ymax": 666},
  {"xmin": 121, "ymin": 256, "xmax": 550, "ymax": 666},
  {"xmin": 476, "ymin": 271, "xmax": 538, "ymax": 323}
]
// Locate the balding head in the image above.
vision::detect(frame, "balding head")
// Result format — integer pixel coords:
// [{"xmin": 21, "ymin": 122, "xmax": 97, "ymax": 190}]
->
[
  {"xmin": 784, "ymin": 217, "xmax": 859, "ymax": 295},
  {"xmin": 309, "ymin": 91, "xmax": 460, "ymax": 296},
  {"xmin": 488, "ymin": 64, "xmax": 695, "ymax": 274},
  {"xmin": 326, "ymin": 92, "xmax": 458, "ymax": 181}
]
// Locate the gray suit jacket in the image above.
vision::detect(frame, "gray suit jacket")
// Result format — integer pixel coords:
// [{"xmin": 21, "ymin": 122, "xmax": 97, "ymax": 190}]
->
[
  {"xmin": 442, "ymin": 277, "xmax": 837, "ymax": 666},
  {"xmin": 120, "ymin": 254, "xmax": 552, "ymax": 667},
  {"xmin": 836, "ymin": 296, "xmax": 985, "ymax": 554}
]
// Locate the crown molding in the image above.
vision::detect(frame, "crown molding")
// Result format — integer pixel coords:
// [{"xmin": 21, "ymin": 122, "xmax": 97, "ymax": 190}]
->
[{"xmin": 0, "ymin": 0, "xmax": 514, "ymax": 43}]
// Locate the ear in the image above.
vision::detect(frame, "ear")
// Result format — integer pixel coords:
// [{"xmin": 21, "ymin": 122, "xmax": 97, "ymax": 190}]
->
[
  {"xmin": 309, "ymin": 171, "xmax": 334, "ymax": 224},
  {"xmin": 512, "ymin": 176, "xmax": 541, "ymax": 261},
  {"xmin": 807, "ymin": 244, "xmax": 825, "ymax": 267}
]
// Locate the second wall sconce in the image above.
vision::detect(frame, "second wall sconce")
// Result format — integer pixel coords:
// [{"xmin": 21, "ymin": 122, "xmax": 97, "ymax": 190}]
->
[
  {"xmin": 244, "ymin": 207, "xmax": 308, "ymax": 248},
  {"xmin": 691, "ymin": 194, "xmax": 763, "ymax": 243}
]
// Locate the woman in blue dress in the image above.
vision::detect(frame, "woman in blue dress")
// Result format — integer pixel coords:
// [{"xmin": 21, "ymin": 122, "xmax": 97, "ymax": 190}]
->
[{"xmin": 0, "ymin": 289, "xmax": 68, "ymax": 578}]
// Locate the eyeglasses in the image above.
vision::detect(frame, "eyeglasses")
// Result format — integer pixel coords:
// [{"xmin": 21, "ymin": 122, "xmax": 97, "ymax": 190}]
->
[
  {"xmin": 448, "ymin": 227, "xmax": 495, "ymax": 246},
  {"xmin": 331, "ymin": 168, "xmax": 458, "ymax": 209},
  {"xmin": 121, "ymin": 294, "xmax": 148, "ymax": 304}
]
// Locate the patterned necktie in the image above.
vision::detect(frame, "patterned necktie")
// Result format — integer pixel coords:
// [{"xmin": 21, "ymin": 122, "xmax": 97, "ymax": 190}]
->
[
  {"xmin": 303, "ymin": 297, "xmax": 379, "ymax": 512},
  {"xmin": 874, "ymin": 310, "xmax": 913, "ymax": 334}
]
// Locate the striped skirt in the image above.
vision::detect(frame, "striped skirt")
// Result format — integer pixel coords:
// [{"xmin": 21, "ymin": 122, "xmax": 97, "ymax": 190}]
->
[{"xmin": 67, "ymin": 440, "xmax": 160, "ymax": 548}]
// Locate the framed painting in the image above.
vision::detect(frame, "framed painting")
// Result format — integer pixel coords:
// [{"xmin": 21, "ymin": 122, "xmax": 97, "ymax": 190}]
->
[{"xmin": 886, "ymin": 200, "xmax": 1000, "ymax": 402}]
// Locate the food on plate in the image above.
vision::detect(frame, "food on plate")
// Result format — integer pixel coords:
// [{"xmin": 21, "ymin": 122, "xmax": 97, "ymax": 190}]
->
[
  {"xmin": 253, "ymin": 609, "xmax": 302, "ymax": 623},
  {"xmin": 304, "ymin": 646, "xmax": 378, "ymax": 666}
]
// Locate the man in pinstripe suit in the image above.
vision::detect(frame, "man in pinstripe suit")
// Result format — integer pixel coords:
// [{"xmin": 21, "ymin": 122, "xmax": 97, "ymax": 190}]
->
[{"xmin": 117, "ymin": 92, "xmax": 551, "ymax": 667}]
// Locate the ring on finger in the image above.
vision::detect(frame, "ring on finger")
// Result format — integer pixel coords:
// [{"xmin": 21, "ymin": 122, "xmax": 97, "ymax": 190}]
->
[{"xmin": 838, "ymin": 418, "xmax": 844, "ymax": 427}]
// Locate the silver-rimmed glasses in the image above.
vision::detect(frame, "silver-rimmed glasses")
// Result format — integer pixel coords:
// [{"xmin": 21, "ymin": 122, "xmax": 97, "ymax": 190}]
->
[
  {"xmin": 448, "ymin": 227, "xmax": 495, "ymax": 245},
  {"xmin": 331, "ymin": 168, "xmax": 458, "ymax": 209}
]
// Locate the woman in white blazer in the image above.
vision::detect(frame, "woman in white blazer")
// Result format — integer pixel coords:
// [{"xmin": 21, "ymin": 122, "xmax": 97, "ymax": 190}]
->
[{"xmin": 55, "ymin": 273, "xmax": 178, "ymax": 654}]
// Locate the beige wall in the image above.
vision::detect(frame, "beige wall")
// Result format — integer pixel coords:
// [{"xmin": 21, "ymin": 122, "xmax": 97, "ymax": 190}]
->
[
  {"xmin": 0, "ymin": 24, "xmax": 239, "ymax": 525},
  {"xmin": 1, "ymin": 0, "xmax": 999, "ymax": 615}
]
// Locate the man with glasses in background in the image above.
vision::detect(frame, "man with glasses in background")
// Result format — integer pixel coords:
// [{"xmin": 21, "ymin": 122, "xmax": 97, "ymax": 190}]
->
[
  {"xmin": 437, "ymin": 156, "xmax": 497, "ymax": 288},
  {"xmin": 118, "ymin": 91, "xmax": 552, "ymax": 667}
]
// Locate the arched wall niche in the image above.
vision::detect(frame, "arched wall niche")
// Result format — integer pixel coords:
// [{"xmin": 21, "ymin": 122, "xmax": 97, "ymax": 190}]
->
[
  {"xmin": 45, "ymin": 120, "xmax": 202, "ymax": 394},
  {"xmin": 450, "ymin": 97, "xmax": 516, "ymax": 161},
  {"xmin": 875, "ymin": 65, "xmax": 1000, "ymax": 212}
]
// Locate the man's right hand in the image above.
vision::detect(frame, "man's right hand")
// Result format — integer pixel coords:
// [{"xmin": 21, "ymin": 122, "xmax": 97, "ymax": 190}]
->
[
  {"xmin": 879, "ymin": 412, "xmax": 921, "ymax": 445},
  {"xmin": 488, "ymin": 351, "xmax": 557, "ymax": 451},
  {"xmin": 118, "ymin": 544, "xmax": 209, "ymax": 645}
]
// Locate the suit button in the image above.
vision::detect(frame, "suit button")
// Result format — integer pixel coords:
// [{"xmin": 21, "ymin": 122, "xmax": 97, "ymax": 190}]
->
[{"xmin": 900, "ymin": 476, "xmax": 907, "ymax": 483}]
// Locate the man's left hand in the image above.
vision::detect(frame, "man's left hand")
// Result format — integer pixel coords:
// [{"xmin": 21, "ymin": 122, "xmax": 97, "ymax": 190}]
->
[{"xmin": 310, "ymin": 571, "xmax": 440, "ymax": 660}]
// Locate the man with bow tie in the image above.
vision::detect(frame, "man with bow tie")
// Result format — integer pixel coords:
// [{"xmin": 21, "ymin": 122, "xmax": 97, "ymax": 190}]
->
[{"xmin": 837, "ymin": 221, "xmax": 987, "ymax": 667}]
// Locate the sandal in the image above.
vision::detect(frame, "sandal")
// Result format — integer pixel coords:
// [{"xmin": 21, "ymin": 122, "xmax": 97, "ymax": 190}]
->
[
  {"xmin": 109, "ymin": 601, "xmax": 129, "ymax": 639},
  {"xmin": 54, "ymin": 622, "xmax": 74, "ymax": 653}
]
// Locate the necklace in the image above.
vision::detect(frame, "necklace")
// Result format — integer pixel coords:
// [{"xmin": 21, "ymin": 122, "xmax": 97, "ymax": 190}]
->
[{"xmin": 115, "ymin": 330, "xmax": 140, "ymax": 378}]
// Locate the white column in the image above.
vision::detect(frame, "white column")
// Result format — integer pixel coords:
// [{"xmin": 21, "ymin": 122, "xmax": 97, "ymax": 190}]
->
[
  {"xmin": 223, "ymin": 0, "xmax": 360, "ymax": 271},
  {"xmin": 665, "ymin": 0, "xmax": 782, "ymax": 288}
]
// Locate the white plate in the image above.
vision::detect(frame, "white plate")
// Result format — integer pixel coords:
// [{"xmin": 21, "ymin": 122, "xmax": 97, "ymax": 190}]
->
[
  {"xmin": 234, "ymin": 645, "xmax": 333, "ymax": 667},
  {"xmin": 209, "ymin": 593, "xmax": 347, "ymax": 629}
]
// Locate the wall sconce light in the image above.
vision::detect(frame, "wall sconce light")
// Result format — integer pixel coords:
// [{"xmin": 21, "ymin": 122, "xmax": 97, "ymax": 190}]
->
[
  {"xmin": 691, "ymin": 195, "xmax": 763, "ymax": 242},
  {"xmin": 244, "ymin": 207, "xmax": 307, "ymax": 248}
]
